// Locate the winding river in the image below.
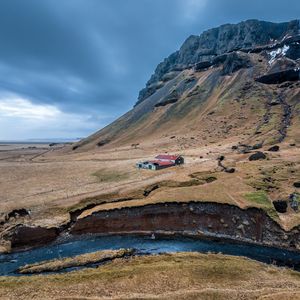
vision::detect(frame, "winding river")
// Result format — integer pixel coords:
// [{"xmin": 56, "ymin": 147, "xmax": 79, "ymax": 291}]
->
[{"xmin": 1, "ymin": 234, "xmax": 300, "ymax": 276}]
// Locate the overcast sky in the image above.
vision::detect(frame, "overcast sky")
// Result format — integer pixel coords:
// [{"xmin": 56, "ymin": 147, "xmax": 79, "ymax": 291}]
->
[{"xmin": 0, "ymin": 0, "xmax": 299, "ymax": 140}]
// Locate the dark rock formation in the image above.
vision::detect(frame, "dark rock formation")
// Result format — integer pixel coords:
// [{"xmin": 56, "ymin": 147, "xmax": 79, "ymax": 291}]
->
[
  {"xmin": 195, "ymin": 60, "xmax": 213, "ymax": 71},
  {"xmin": 221, "ymin": 52, "xmax": 252, "ymax": 75},
  {"xmin": 9, "ymin": 226, "xmax": 59, "ymax": 249},
  {"xmin": 225, "ymin": 168, "xmax": 235, "ymax": 173},
  {"xmin": 286, "ymin": 42, "xmax": 300, "ymax": 60},
  {"xmin": 5, "ymin": 208, "xmax": 30, "ymax": 222},
  {"xmin": 273, "ymin": 200, "xmax": 288, "ymax": 213},
  {"xmin": 233, "ymin": 143, "xmax": 263, "ymax": 154},
  {"xmin": 256, "ymin": 68, "xmax": 300, "ymax": 84},
  {"xmin": 294, "ymin": 182, "xmax": 300, "ymax": 188},
  {"xmin": 217, "ymin": 156, "xmax": 235, "ymax": 173},
  {"xmin": 249, "ymin": 151, "xmax": 267, "ymax": 161},
  {"xmin": 289, "ymin": 193, "xmax": 299, "ymax": 211},
  {"xmin": 97, "ymin": 139, "xmax": 111, "ymax": 147},
  {"xmin": 268, "ymin": 145, "xmax": 280, "ymax": 152},
  {"xmin": 136, "ymin": 19, "xmax": 300, "ymax": 105}
]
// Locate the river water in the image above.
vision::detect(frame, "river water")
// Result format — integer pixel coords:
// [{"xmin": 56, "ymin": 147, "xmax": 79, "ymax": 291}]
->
[{"xmin": 1, "ymin": 235, "xmax": 300, "ymax": 275}]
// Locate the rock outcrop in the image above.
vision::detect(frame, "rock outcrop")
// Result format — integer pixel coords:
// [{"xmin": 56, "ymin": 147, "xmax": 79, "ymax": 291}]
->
[{"xmin": 136, "ymin": 19, "xmax": 300, "ymax": 105}]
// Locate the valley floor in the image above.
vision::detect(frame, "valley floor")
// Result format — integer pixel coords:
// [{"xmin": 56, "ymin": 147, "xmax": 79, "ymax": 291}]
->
[{"xmin": 0, "ymin": 139, "xmax": 299, "ymax": 231}]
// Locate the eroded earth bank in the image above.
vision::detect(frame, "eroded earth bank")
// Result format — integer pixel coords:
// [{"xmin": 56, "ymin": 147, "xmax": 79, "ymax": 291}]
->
[{"xmin": 5, "ymin": 201, "xmax": 300, "ymax": 253}]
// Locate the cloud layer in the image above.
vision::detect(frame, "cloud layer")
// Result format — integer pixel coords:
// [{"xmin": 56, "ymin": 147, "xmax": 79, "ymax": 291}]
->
[{"xmin": 0, "ymin": 0, "xmax": 299, "ymax": 140}]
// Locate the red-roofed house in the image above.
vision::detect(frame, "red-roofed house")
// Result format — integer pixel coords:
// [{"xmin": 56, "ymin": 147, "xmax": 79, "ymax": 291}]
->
[
  {"xmin": 136, "ymin": 154, "xmax": 184, "ymax": 170},
  {"xmin": 155, "ymin": 154, "xmax": 184, "ymax": 165}
]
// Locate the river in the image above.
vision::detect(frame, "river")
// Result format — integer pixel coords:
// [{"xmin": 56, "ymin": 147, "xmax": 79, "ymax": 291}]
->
[{"xmin": 1, "ymin": 234, "xmax": 300, "ymax": 275}]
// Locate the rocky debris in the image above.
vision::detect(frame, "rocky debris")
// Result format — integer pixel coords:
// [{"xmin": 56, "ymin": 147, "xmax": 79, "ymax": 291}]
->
[
  {"xmin": 97, "ymin": 139, "xmax": 111, "ymax": 147},
  {"xmin": 217, "ymin": 156, "xmax": 235, "ymax": 173},
  {"xmin": 249, "ymin": 151, "xmax": 267, "ymax": 161},
  {"xmin": 273, "ymin": 200, "xmax": 288, "ymax": 213},
  {"xmin": 0, "ymin": 208, "xmax": 30, "ymax": 225},
  {"xmin": 4, "ymin": 208, "xmax": 30, "ymax": 223},
  {"xmin": 289, "ymin": 193, "xmax": 299, "ymax": 211},
  {"xmin": 294, "ymin": 182, "xmax": 300, "ymax": 188},
  {"xmin": 233, "ymin": 143, "xmax": 263, "ymax": 154},
  {"xmin": 268, "ymin": 145, "xmax": 280, "ymax": 152}
]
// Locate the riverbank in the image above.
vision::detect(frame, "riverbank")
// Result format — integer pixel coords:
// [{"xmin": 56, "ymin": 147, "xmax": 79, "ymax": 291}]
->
[
  {"xmin": 1, "ymin": 235, "xmax": 300, "ymax": 276},
  {"xmin": 1, "ymin": 252, "xmax": 300, "ymax": 300}
]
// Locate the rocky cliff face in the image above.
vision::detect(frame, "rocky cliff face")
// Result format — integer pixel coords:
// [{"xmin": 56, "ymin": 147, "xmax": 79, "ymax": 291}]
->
[
  {"xmin": 73, "ymin": 19, "xmax": 300, "ymax": 152},
  {"xmin": 136, "ymin": 19, "xmax": 300, "ymax": 105}
]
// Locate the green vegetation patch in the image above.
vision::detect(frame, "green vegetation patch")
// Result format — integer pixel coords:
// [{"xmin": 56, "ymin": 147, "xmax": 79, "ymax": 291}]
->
[
  {"xmin": 244, "ymin": 191, "xmax": 269, "ymax": 206},
  {"xmin": 244, "ymin": 191, "xmax": 278, "ymax": 221}
]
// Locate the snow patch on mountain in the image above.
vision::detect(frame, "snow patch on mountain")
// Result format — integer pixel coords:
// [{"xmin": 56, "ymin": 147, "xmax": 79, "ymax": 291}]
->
[{"xmin": 269, "ymin": 45, "xmax": 290, "ymax": 65}]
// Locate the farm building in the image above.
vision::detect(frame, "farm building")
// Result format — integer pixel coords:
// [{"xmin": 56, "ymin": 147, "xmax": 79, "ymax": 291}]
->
[
  {"xmin": 136, "ymin": 155, "xmax": 184, "ymax": 170},
  {"xmin": 155, "ymin": 154, "xmax": 184, "ymax": 165}
]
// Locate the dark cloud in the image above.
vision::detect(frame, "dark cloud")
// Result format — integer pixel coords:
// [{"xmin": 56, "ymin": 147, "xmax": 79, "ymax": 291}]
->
[{"xmin": 0, "ymin": 0, "xmax": 299, "ymax": 139}]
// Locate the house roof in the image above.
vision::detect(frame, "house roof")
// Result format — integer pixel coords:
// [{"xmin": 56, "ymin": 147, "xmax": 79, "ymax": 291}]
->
[
  {"xmin": 155, "ymin": 154, "xmax": 180, "ymax": 160},
  {"xmin": 149, "ymin": 160, "xmax": 175, "ymax": 166}
]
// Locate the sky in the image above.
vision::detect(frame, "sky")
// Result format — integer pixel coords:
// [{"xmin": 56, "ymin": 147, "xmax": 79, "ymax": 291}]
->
[{"xmin": 0, "ymin": 0, "xmax": 299, "ymax": 140}]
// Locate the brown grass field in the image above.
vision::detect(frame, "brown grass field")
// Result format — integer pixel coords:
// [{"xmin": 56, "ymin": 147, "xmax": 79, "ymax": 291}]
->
[{"xmin": 1, "ymin": 252, "xmax": 300, "ymax": 300}]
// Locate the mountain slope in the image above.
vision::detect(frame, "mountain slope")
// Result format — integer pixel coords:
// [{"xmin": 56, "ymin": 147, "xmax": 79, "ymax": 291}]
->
[{"xmin": 74, "ymin": 19, "xmax": 300, "ymax": 152}]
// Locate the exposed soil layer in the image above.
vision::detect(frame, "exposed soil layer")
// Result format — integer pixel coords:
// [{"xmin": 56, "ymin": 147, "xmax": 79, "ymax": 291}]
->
[
  {"xmin": 69, "ymin": 202, "xmax": 300, "ymax": 250},
  {"xmin": 9, "ymin": 225, "xmax": 59, "ymax": 249}
]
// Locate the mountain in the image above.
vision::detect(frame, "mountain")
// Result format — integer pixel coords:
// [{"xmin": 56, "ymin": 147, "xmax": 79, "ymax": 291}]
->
[{"xmin": 73, "ymin": 19, "xmax": 300, "ymax": 151}]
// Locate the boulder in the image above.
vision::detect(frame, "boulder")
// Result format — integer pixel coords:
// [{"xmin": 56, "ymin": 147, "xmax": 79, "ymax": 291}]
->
[
  {"xmin": 268, "ymin": 145, "xmax": 280, "ymax": 152},
  {"xmin": 225, "ymin": 168, "xmax": 235, "ymax": 173},
  {"xmin": 249, "ymin": 151, "xmax": 266, "ymax": 161},
  {"xmin": 294, "ymin": 182, "xmax": 300, "ymax": 188},
  {"xmin": 273, "ymin": 200, "xmax": 288, "ymax": 213}
]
